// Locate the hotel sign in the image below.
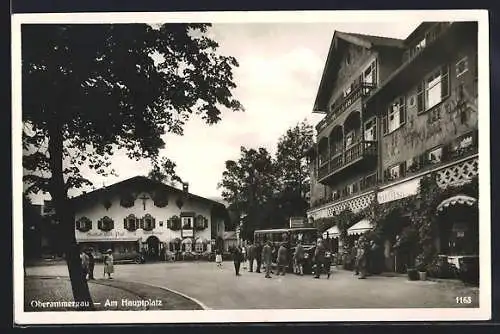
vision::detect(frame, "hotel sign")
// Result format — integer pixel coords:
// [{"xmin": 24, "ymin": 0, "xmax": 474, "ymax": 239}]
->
[
  {"xmin": 80, "ymin": 230, "xmax": 137, "ymax": 240},
  {"xmin": 377, "ymin": 177, "xmax": 421, "ymax": 204}
]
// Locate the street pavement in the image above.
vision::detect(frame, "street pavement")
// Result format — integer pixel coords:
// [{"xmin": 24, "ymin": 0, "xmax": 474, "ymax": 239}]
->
[{"xmin": 25, "ymin": 262, "xmax": 479, "ymax": 309}]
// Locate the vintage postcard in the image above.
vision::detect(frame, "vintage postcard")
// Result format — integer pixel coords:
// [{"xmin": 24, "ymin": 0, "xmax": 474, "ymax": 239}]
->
[{"xmin": 12, "ymin": 9, "xmax": 490, "ymax": 324}]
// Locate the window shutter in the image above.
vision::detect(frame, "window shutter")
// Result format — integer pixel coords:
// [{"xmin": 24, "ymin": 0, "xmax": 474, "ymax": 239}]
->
[
  {"xmin": 86, "ymin": 220, "xmax": 92, "ymax": 231},
  {"xmin": 167, "ymin": 219, "xmax": 172, "ymax": 229},
  {"xmin": 382, "ymin": 115, "xmax": 388, "ymax": 135},
  {"xmin": 124, "ymin": 218, "xmax": 128, "ymax": 230},
  {"xmin": 204, "ymin": 218, "xmax": 208, "ymax": 229},
  {"xmin": 152, "ymin": 218, "xmax": 156, "ymax": 229},
  {"xmin": 139, "ymin": 218, "xmax": 145, "ymax": 229},
  {"xmin": 98, "ymin": 219, "xmax": 102, "ymax": 230},
  {"xmin": 399, "ymin": 103, "xmax": 406, "ymax": 126},
  {"xmin": 442, "ymin": 66, "xmax": 450, "ymax": 98},
  {"xmin": 417, "ymin": 83, "xmax": 425, "ymax": 113},
  {"xmin": 399, "ymin": 162, "xmax": 406, "ymax": 177}
]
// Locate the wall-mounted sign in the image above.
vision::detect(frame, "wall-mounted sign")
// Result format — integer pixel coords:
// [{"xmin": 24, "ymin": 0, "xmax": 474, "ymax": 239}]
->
[
  {"xmin": 377, "ymin": 177, "xmax": 421, "ymax": 204},
  {"xmin": 82, "ymin": 230, "xmax": 137, "ymax": 240},
  {"xmin": 289, "ymin": 217, "xmax": 306, "ymax": 228},
  {"xmin": 182, "ymin": 229, "xmax": 193, "ymax": 238},
  {"xmin": 143, "ymin": 230, "xmax": 163, "ymax": 235}
]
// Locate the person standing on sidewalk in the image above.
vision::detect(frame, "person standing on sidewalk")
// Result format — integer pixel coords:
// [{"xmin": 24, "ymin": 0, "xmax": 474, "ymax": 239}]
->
[
  {"xmin": 80, "ymin": 250, "xmax": 89, "ymax": 280},
  {"xmin": 86, "ymin": 248, "xmax": 95, "ymax": 280},
  {"xmin": 255, "ymin": 242, "xmax": 262, "ymax": 273},
  {"xmin": 103, "ymin": 249, "xmax": 114, "ymax": 279},
  {"xmin": 233, "ymin": 245, "xmax": 244, "ymax": 276},
  {"xmin": 276, "ymin": 242, "xmax": 288, "ymax": 276},
  {"xmin": 262, "ymin": 241, "xmax": 273, "ymax": 278},
  {"xmin": 247, "ymin": 242, "xmax": 256, "ymax": 272},
  {"xmin": 352, "ymin": 240, "xmax": 360, "ymax": 275},
  {"xmin": 313, "ymin": 238, "xmax": 327, "ymax": 279},
  {"xmin": 215, "ymin": 249, "xmax": 223, "ymax": 268},
  {"xmin": 294, "ymin": 241, "xmax": 305, "ymax": 275},
  {"xmin": 356, "ymin": 237, "xmax": 368, "ymax": 279}
]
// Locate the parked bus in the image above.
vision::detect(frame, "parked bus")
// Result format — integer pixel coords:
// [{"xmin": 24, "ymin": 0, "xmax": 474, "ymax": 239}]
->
[{"xmin": 254, "ymin": 227, "xmax": 319, "ymax": 274}]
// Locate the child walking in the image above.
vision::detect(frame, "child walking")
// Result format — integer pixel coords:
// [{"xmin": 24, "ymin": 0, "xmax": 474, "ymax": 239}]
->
[{"xmin": 215, "ymin": 249, "xmax": 223, "ymax": 268}]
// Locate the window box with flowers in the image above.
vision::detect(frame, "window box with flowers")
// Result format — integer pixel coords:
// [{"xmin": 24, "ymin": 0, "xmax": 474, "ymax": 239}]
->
[
  {"xmin": 140, "ymin": 214, "xmax": 156, "ymax": 231},
  {"xmin": 98, "ymin": 216, "xmax": 114, "ymax": 232},
  {"xmin": 75, "ymin": 217, "xmax": 92, "ymax": 232}
]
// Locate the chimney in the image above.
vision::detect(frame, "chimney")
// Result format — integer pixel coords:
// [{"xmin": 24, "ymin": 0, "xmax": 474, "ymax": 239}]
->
[{"xmin": 182, "ymin": 182, "xmax": 189, "ymax": 194}]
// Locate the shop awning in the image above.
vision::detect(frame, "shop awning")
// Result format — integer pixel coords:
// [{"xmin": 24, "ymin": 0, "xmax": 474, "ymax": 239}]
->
[
  {"xmin": 437, "ymin": 195, "xmax": 477, "ymax": 212},
  {"xmin": 347, "ymin": 219, "xmax": 374, "ymax": 236},
  {"xmin": 181, "ymin": 238, "xmax": 193, "ymax": 244},
  {"xmin": 323, "ymin": 225, "xmax": 340, "ymax": 239}
]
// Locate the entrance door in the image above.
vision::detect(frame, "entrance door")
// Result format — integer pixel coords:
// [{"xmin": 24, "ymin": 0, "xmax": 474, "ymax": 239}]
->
[{"xmin": 146, "ymin": 236, "xmax": 160, "ymax": 261}]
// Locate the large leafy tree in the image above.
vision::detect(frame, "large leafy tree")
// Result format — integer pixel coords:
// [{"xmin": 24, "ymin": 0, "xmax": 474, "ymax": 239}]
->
[
  {"xmin": 274, "ymin": 121, "xmax": 314, "ymax": 220},
  {"xmin": 22, "ymin": 23, "xmax": 242, "ymax": 308},
  {"xmin": 218, "ymin": 147, "xmax": 278, "ymax": 240},
  {"xmin": 147, "ymin": 156, "xmax": 183, "ymax": 187}
]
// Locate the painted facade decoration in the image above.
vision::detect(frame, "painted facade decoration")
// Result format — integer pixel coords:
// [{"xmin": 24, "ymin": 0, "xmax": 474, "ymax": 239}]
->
[{"xmin": 72, "ymin": 176, "xmax": 227, "ymax": 261}]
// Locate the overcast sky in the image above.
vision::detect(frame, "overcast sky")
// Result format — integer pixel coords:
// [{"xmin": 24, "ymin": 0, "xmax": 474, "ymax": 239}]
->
[{"xmin": 30, "ymin": 20, "xmax": 422, "ymax": 205}]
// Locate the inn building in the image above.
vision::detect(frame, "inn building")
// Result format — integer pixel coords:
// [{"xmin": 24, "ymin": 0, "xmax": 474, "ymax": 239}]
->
[
  {"xmin": 71, "ymin": 176, "xmax": 229, "ymax": 261},
  {"xmin": 306, "ymin": 22, "xmax": 479, "ymax": 271}
]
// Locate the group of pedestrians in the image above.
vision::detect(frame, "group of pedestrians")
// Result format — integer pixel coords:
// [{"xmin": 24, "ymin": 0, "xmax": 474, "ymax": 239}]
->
[
  {"xmin": 227, "ymin": 238, "xmax": 331, "ymax": 279},
  {"xmin": 351, "ymin": 235, "xmax": 378, "ymax": 279},
  {"xmin": 80, "ymin": 248, "xmax": 114, "ymax": 280}
]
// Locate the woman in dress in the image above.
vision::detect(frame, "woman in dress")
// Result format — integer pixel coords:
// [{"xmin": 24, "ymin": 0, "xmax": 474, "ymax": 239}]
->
[{"xmin": 103, "ymin": 249, "xmax": 114, "ymax": 279}]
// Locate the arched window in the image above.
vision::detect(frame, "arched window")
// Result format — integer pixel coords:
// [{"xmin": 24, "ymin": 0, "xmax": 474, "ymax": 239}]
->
[
  {"xmin": 98, "ymin": 216, "xmax": 114, "ymax": 232},
  {"xmin": 75, "ymin": 217, "xmax": 92, "ymax": 232},
  {"xmin": 123, "ymin": 214, "xmax": 138, "ymax": 232}
]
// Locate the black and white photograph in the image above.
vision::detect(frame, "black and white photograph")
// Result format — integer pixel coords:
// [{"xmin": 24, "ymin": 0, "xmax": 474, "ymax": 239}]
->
[{"xmin": 12, "ymin": 10, "xmax": 490, "ymax": 324}]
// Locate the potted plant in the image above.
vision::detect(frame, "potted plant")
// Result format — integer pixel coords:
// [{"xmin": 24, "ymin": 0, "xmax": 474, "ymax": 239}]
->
[
  {"xmin": 414, "ymin": 255, "xmax": 427, "ymax": 280},
  {"xmin": 407, "ymin": 267, "xmax": 419, "ymax": 281}
]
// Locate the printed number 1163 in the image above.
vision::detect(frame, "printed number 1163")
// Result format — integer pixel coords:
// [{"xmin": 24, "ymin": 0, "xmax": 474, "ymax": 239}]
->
[{"xmin": 456, "ymin": 297, "xmax": 472, "ymax": 304}]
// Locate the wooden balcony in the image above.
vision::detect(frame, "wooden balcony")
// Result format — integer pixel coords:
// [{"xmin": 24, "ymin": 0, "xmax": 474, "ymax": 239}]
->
[
  {"xmin": 317, "ymin": 140, "xmax": 378, "ymax": 183},
  {"xmin": 316, "ymin": 82, "xmax": 375, "ymax": 133}
]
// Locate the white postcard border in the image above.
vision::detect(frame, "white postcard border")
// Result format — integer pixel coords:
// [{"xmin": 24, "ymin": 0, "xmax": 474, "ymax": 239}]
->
[{"xmin": 12, "ymin": 9, "xmax": 491, "ymax": 324}]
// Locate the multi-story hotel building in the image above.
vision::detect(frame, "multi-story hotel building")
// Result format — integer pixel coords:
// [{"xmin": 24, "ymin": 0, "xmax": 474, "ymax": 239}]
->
[{"xmin": 306, "ymin": 22, "xmax": 478, "ymax": 271}]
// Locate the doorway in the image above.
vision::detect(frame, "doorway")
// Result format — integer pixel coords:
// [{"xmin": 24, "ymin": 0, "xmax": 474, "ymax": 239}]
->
[{"xmin": 145, "ymin": 235, "xmax": 161, "ymax": 261}]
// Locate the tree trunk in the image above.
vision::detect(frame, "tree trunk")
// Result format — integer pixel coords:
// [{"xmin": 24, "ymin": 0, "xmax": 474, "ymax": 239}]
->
[{"xmin": 48, "ymin": 125, "xmax": 94, "ymax": 310}]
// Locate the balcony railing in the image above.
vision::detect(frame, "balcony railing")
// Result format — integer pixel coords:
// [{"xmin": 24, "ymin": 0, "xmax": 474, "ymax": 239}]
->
[
  {"xmin": 317, "ymin": 140, "xmax": 378, "ymax": 182},
  {"xmin": 317, "ymin": 82, "xmax": 376, "ymax": 133}
]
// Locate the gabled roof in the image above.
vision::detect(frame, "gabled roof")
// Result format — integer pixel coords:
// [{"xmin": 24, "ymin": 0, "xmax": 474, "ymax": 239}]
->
[
  {"xmin": 313, "ymin": 31, "xmax": 405, "ymax": 113},
  {"xmin": 337, "ymin": 31, "xmax": 405, "ymax": 49},
  {"xmin": 70, "ymin": 176, "xmax": 226, "ymax": 209}
]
